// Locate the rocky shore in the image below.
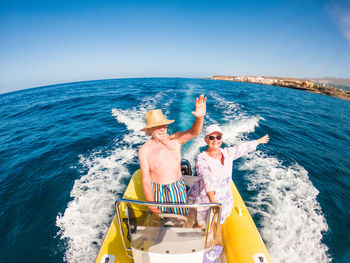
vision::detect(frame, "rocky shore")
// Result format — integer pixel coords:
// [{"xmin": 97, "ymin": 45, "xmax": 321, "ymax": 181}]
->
[{"xmin": 210, "ymin": 75, "xmax": 350, "ymax": 101}]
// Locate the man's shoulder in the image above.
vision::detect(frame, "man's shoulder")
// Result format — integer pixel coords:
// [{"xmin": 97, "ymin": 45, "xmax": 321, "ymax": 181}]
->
[
  {"xmin": 168, "ymin": 133, "xmax": 182, "ymax": 144},
  {"xmin": 168, "ymin": 133, "xmax": 177, "ymax": 140},
  {"xmin": 139, "ymin": 140, "xmax": 152, "ymax": 153}
]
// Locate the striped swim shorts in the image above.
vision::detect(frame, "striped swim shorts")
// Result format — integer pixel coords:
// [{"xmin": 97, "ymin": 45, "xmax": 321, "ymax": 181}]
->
[{"xmin": 152, "ymin": 177, "xmax": 188, "ymax": 215}]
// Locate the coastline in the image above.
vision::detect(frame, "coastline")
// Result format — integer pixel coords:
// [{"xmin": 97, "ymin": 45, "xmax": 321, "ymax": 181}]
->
[{"xmin": 209, "ymin": 75, "xmax": 350, "ymax": 101}]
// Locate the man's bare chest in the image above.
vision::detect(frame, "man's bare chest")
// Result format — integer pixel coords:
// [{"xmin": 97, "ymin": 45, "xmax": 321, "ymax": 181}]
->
[
  {"xmin": 146, "ymin": 141, "xmax": 182, "ymax": 182},
  {"xmin": 150, "ymin": 146, "xmax": 179, "ymax": 160}
]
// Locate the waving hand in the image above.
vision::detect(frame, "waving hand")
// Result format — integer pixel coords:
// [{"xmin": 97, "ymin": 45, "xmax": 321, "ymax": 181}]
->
[{"xmin": 192, "ymin": 94, "xmax": 207, "ymax": 118}]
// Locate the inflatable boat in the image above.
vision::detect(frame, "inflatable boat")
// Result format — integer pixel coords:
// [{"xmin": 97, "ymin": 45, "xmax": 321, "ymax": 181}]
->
[{"xmin": 95, "ymin": 160, "xmax": 271, "ymax": 263}]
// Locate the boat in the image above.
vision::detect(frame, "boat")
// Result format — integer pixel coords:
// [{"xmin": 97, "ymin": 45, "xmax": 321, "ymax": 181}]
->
[{"xmin": 95, "ymin": 160, "xmax": 272, "ymax": 263}]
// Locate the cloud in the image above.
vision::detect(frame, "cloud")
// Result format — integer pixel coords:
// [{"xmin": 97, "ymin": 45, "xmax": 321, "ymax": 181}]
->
[
  {"xmin": 345, "ymin": 29, "xmax": 350, "ymax": 43},
  {"xmin": 325, "ymin": 1, "xmax": 350, "ymax": 43}
]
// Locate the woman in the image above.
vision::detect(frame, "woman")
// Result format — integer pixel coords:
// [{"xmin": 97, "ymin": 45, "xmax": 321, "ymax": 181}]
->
[{"xmin": 188, "ymin": 124, "xmax": 269, "ymax": 245}]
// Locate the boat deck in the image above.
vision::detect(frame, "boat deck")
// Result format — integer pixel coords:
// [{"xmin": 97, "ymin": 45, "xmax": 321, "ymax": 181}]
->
[{"xmin": 131, "ymin": 226, "xmax": 206, "ymax": 254}]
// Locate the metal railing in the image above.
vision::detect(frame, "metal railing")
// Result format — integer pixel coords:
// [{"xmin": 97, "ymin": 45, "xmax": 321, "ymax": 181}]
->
[{"xmin": 115, "ymin": 198, "xmax": 222, "ymax": 259}]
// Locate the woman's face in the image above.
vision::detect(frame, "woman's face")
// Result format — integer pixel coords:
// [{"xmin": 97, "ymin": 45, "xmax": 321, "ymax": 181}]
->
[{"xmin": 205, "ymin": 132, "xmax": 222, "ymax": 151}]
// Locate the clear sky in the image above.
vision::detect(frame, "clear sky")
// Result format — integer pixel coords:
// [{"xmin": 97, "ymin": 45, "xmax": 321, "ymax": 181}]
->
[{"xmin": 1, "ymin": 0, "xmax": 350, "ymax": 94}]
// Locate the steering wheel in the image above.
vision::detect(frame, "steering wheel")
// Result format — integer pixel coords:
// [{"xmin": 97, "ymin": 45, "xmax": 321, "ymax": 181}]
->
[{"xmin": 158, "ymin": 213, "xmax": 188, "ymax": 227}]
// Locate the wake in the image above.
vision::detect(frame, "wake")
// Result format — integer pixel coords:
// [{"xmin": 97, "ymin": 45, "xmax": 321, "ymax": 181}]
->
[
  {"xmin": 206, "ymin": 93, "xmax": 330, "ymax": 263},
  {"xmin": 56, "ymin": 91, "xmax": 173, "ymax": 262},
  {"xmin": 56, "ymin": 90, "xmax": 330, "ymax": 263}
]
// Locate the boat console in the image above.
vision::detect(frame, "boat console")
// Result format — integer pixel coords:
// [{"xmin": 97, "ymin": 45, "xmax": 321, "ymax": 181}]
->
[
  {"xmin": 96, "ymin": 159, "xmax": 272, "ymax": 263},
  {"xmin": 115, "ymin": 199, "xmax": 222, "ymax": 263}
]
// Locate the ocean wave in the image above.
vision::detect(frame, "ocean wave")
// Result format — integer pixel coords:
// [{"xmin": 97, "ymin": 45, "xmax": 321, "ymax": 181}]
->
[
  {"xmin": 241, "ymin": 153, "xmax": 330, "ymax": 262},
  {"xmin": 56, "ymin": 92, "xmax": 170, "ymax": 262},
  {"xmin": 56, "ymin": 145, "xmax": 136, "ymax": 262},
  {"xmin": 56, "ymin": 89, "xmax": 330, "ymax": 263},
  {"xmin": 203, "ymin": 94, "xmax": 330, "ymax": 262}
]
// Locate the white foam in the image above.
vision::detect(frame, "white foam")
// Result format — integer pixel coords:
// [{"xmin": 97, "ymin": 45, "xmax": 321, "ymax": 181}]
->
[
  {"xmin": 111, "ymin": 108, "xmax": 145, "ymax": 132},
  {"xmin": 208, "ymin": 92, "xmax": 262, "ymax": 143},
  {"xmin": 56, "ymin": 92, "xmax": 170, "ymax": 262},
  {"xmin": 210, "ymin": 91, "xmax": 241, "ymax": 120},
  {"xmin": 241, "ymin": 153, "xmax": 330, "ymax": 262},
  {"xmin": 183, "ymin": 93, "xmax": 330, "ymax": 262},
  {"xmin": 182, "ymin": 134, "xmax": 205, "ymax": 169},
  {"xmin": 56, "ymin": 146, "xmax": 137, "ymax": 262},
  {"xmin": 57, "ymin": 90, "xmax": 330, "ymax": 263}
]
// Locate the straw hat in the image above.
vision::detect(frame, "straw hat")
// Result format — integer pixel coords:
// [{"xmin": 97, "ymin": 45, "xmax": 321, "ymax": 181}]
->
[{"xmin": 140, "ymin": 109, "xmax": 174, "ymax": 131}]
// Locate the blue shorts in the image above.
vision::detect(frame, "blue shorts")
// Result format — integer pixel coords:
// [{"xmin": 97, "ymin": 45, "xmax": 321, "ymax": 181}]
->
[{"xmin": 152, "ymin": 178, "xmax": 188, "ymax": 215}]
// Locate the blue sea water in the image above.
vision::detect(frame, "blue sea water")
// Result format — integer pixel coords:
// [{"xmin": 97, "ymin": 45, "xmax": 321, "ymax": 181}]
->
[{"xmin": 0, "ymin": 78, "xmax": 349, "ymax": 263}]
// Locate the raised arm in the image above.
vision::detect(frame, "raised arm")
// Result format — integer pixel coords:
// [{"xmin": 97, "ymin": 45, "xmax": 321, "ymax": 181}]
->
[
  {"xmin": 172, "ymin": 94, "xmax": 207, "ymax": 144},
  {"xmin": 228, "ymin": 134, "xmax": 270, "ymax": 160},
  {"xmin": 138, "ymin": 146, "xmax": 161, "ymax": 213},
  {"xmin": 257, "ymin": 134, "xmax": 270, "ymax": 145}
]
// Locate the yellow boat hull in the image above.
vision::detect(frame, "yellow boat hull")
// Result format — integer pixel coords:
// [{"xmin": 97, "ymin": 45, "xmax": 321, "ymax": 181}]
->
[
  {"xmin": 95, "ymin": 169, "xmax": 271, "ymax": 263},
  {"xmin": 222, "ymin": 181, "xmax": 271, "ymax": 262}
]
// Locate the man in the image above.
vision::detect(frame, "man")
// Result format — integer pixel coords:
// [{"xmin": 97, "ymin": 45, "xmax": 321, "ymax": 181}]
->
[{"xmin": 138, "ymin": 94, "xmax": 207, "ymax": 214}]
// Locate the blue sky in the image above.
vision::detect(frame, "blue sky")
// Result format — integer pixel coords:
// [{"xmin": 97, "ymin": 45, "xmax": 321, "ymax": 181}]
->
[{"xmin": 1, "ymin": 0, "xmax": 350, "ymax": 94}]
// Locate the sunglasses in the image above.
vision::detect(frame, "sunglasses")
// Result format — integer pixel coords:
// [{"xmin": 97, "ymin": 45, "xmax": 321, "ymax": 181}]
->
[{"xmin": 208, "ymin": 135, "xmax": 222, "ymax": 140}]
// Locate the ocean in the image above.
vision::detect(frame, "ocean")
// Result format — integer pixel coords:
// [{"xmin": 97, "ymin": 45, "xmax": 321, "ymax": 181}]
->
[{"xmin": 0, "ymin": 78, "xmax": 349, "ymax": 263}]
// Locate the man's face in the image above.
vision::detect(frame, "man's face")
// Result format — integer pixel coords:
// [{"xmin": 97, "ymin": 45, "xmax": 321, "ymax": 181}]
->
[{"xmin": 152, "ymin": 125, "xmax": 167, "ymax": 141}]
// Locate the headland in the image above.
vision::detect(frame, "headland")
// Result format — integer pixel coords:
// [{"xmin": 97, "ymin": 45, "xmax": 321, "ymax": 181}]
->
[{"xmin": 209, "ymin": 75, "xmax": 350, "ymax": 101}]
